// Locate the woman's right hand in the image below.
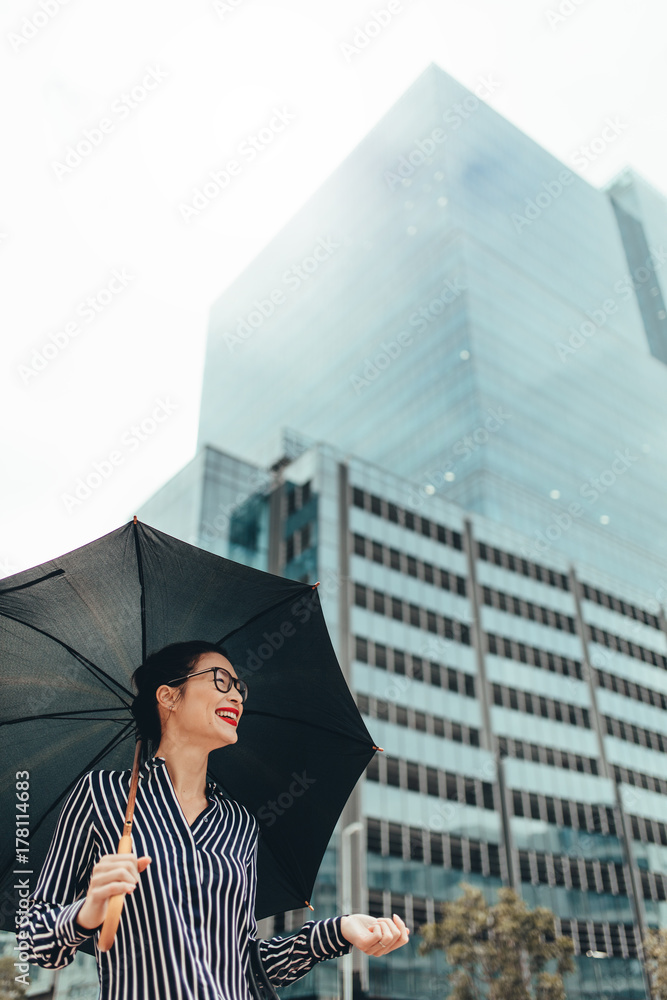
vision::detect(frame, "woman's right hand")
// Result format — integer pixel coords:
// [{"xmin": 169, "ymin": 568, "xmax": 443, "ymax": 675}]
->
[{"xmin": 75, "ymin": 853, "xmax": 152, "ymax": 930}]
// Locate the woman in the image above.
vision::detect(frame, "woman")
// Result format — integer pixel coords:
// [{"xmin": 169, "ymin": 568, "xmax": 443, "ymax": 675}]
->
[{"xmin": 23, "ymin": 640, "xmax": 409, "ymax": 999}]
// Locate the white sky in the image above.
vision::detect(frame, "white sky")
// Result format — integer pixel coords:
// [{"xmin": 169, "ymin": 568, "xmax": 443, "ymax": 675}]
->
[{"xmin": 1, "ymin": 0, "xmax": 666, "ymax": 576}]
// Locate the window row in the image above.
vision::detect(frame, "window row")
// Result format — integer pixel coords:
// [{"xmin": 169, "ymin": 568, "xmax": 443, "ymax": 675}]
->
[
  {"xmin": 558, "ymin": 918, "xmax": 639, "ymax": 960},
  {"xmin": 511, "ymin": 788, "xmax": 618, "ymax": 837},
  {"xmin": 366, "ymin": 753, "xmax": 495, "ymax": 811},
  {"xmin": 367, "ymin": 889, "xmax": 638, "ymax": 959},
  {"xmin": 367, "ymin": 888, "xmax": 430, "ymax": 930},
  {"xmin": 497, "ymin": 735, "xmax": 599, "ymax": 776},
  {"xmin": 366, "ymin": 817, "xmax": 502, "ymax": 877},
  {"xmin": 285, "ymin": 479, "xmax": 312, "ymax": 515},
  {"xmin": 486, "ymin": 632, "xmax": 582, "ymax": 680},
  {"xmin": 357, "ymin": 692, "xmax": 480, "ymax": 746},
  {"xmin": 582, "ymin": 581, "xmax": 660, "ymax": 630},
  {"xmin": 354, "ymin": 636, "xmax": 476, "ymax": 698},
  {"xmin": 518, "ymin": 847, "xmax": 628, "ymax": 896},
  {"xmin": 628, "ymin": 812, "xmax": 667, "ymax": 847},
  {"xmin": 352, "ymin": 532, "xmax": 467, "ymax": 595},
  {"xmin": 595, "ymin": 666, "xmax": 667, "ymax": 709},
  {"xmin": 476, "ymin": 541, "xmax": 569, "ymax": 591},
  {"xmin": 640, "ymin": 868, "xmax": 667, "ymax": 903},
  {"xmin": 350, "ymin": 486, "xmax": 463, "ymax": 550},
  {"xmin": 284, "ymin": 522, "xmax": 312, "ymax": 564},
  {"xmin": 492, "ymin": 683, "xmax": 591, "ymax": 729},
  {"xmin": 588, "ymin": 625, "xmax": 667, "ymax": 669},
  {"xmin": 354, "ymin": 584, "xmax": 471, "ymax": 645},
  {"xmin": 614, "ymin": 763, "xmax": 667, "ymax": 798},
  {"xmin": 604, "ymin": 714, "xmax": 667, "ymax": 753},
  {"xmin": 482, "ymin": 585, "xmax": 576, "ymax": 634}
]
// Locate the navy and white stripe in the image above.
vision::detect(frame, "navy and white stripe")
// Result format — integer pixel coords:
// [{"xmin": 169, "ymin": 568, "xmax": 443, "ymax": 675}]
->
[{"xmin": 23, "ymin": 755, "xmax": 351, "ymax": 1000}]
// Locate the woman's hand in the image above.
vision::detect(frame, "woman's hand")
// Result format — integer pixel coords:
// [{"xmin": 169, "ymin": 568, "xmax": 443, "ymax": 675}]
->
[
  {"xmin": 75, "ymin": 853, "xmax": 152, "ymax": 930},
  {"xmin": 340, "ymin": 913, "xmax": 410, "ymax": 956}
]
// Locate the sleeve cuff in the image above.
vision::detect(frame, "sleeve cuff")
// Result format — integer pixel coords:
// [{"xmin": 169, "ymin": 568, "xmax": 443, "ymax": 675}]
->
[
  {"xmin": 309, "ymin": 915, "xmax": 352, "ymax": 959},
  {"xmin": 57, "ymin": 898, "xmax": 99, "ymax": 948}
]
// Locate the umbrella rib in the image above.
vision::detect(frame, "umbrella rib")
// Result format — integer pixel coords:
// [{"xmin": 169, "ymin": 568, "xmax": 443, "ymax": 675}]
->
[
  {"xmin": 0, "ymin": 568, "xmax": 65, "ymax": 596},
  {"xmin": 0, "ymin": 610, "xmax": 132, "ymax": 704},
  {"xmin": 132, "ymin": 519, "xmax": 147, "ymax": 665},
  {"xmin": 217, "ymin": 585, "xmax": 312, "ymax": 646},
  {"xmin": 0, "ymin": 708, "xmax": 131, "ymax": 727}
]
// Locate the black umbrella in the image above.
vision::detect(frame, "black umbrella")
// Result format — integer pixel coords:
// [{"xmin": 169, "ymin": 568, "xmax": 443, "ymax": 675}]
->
[{"xmin": 0, "ymin": 518, "xmax": 379, "ymax": 944}]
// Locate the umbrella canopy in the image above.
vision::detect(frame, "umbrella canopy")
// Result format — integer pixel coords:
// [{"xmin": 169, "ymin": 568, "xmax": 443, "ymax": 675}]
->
[{"xmin": 0, "ymin": 519, "xmax": 377, "ymax": 938}]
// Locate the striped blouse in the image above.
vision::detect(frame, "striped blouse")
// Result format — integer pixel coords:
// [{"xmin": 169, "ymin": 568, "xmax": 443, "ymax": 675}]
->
[{"xmin": 22, "ymin": 755, "xmax": 352, "ymax": 1000}]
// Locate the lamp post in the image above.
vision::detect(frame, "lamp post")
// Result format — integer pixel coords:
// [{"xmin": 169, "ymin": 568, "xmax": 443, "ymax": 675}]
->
[
  {"xmin": 340, "ymin": 820, "xmax": 364, "ymax": 1000},
  {"xmin": 586, "ymin": 949, "xmax": 609, "ymax": 998}
]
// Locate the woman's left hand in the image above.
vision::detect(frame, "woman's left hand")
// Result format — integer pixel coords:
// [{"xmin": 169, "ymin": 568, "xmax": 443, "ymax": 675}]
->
[{"xmin": 340, "ymin": 913, "xmax": 410, "ymax": 956}]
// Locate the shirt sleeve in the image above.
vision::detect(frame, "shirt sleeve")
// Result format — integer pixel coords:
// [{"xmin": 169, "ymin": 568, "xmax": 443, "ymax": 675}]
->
[
  {"xmin": 21, "ymin": 772, "xmax": 99, "ymax": 970},
  {"xmin": 245, "ymin": 825, "xmax": 352, "ymax": 989}
]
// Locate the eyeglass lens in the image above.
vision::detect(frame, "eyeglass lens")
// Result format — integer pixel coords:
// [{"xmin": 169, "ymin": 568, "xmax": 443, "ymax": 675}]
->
[{"xmin": 214, "ymin": 667, "xmax": 248, "ymax": 701}]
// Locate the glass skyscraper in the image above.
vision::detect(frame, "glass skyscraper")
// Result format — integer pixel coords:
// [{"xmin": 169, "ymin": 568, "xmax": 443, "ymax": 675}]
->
[
  {"xmin": 37, "ymin": 64, "xmax": 667, "ymax": 1000},
  {"xmin": 138, "ymin": 435, "xmax": 667, "ymax": 1000}
]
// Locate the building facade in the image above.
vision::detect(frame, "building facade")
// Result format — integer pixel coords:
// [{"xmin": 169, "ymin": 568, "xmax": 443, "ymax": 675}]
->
[
  {"xmin": 197, "ymin": 63, "xmax": 667, "ymax": 597},
  {"xmin": 136, "ymin": 438, "xmax": 667, "ymax": 1000}
]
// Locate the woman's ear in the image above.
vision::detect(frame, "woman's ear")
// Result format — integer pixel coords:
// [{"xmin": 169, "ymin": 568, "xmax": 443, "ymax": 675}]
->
[{"xmin": 155, "ymin": 684, "xmax": 178, "ymax": 712}]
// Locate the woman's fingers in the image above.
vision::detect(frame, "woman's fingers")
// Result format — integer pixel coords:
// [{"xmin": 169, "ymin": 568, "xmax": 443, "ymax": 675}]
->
[
  {"xmin": 371, "ymin": 915, "xmax": 409, "ymax": 954},
  {"xmin": 369, "ymin": 919, "xmax": 396, "ymax": 954}
]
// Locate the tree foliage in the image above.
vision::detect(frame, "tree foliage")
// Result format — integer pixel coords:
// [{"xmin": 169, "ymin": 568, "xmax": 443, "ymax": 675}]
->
[
  {"xmin": 417, "ymin": 882, "xmax": 574, "ymax": 1000},
  {"xmin": 644, "ymin": 927, "xmax": 667, "ymax": 999},
  {"xmin": 0, "ymin": 956, "xmax": 28, "ymax": 1000}
]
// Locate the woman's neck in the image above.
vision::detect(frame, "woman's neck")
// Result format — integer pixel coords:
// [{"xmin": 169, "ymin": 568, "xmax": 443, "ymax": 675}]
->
[{"xmin": 154, "ymin": 740, "xmax": 209, "ymax": 800}]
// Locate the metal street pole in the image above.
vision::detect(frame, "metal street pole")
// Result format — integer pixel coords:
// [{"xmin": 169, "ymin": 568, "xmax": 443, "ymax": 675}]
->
[
  {"xmin": 340, "ymin": 820, "xmax": 364, "ymax": 1000},
  {"xmin": 586, "ymin": 950, "xmax": 609, "ymax": 998}
]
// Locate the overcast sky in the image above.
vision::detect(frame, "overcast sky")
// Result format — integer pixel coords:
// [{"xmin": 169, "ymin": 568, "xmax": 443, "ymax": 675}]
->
[{"xmin": 2, "ymin": 0, "xmax": 666, "ymax": 576}]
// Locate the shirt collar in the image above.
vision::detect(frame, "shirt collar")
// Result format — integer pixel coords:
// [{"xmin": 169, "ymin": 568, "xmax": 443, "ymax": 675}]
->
[{"xmin": 144, "ymin": 754, "xmax": 219, "ymax": 795}]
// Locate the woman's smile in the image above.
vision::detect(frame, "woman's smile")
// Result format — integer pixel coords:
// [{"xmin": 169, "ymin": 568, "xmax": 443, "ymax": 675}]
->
[{"xmin": 215, "ymin": 707, "xmax": 239, "ymax": 727}]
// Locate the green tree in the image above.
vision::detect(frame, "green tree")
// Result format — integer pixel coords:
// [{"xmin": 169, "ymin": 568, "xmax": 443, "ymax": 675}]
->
[
  {"xmin": 417, "ymin": 882, "xmax": 574, "ymax": 1000},
  {"xmin": 0, "ymin": 956, "xmax": 28, "ymax": 1000},
  {"xmin": 644, "ymin": 927, "xmax": 667, "ymax": 999}
]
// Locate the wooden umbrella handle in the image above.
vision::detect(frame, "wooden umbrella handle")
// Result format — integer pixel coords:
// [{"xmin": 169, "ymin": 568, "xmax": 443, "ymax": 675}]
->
[{"xmin": 98, "ymin": 739, "xmax": 143, "ymax": 953}]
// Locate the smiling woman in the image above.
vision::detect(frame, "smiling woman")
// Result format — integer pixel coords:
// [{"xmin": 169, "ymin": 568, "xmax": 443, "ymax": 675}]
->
[{"xmin": 20, "ymin": 639, "xmax": 409, "ymax": 1000}]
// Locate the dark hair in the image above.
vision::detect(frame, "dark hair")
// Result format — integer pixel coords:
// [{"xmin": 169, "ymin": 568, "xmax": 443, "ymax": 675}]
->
[{"xmin": 131, "ymin": 640, "xmax": 229, "ymax": 747}]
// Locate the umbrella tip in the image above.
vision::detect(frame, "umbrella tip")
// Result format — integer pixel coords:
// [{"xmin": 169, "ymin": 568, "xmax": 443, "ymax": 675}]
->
[
  {"xmin": 372, "ymin": 746, "xmax": 384, "ymax": 752},
  {"xmin": 133, "ymin": 515, "xmax": 138, "ymax": 524},
  {"xmin": 312, "ymin": 581, "xmax": 320, "ymax": 589},
  {"xmin": 305, "ymin": 900, "xmax": 314, "ymax": 911}
]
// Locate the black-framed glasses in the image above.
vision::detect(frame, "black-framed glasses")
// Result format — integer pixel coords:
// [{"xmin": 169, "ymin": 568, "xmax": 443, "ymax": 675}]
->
[{"xmin": 167, "ymin": 666, "xmax": 248, "ymax": 703}]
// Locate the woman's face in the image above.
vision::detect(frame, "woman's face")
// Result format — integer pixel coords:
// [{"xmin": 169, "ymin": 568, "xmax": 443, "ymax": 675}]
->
[{"xmin": 159, "ymin": 651, "xmax": 245, "ymax": 752}]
